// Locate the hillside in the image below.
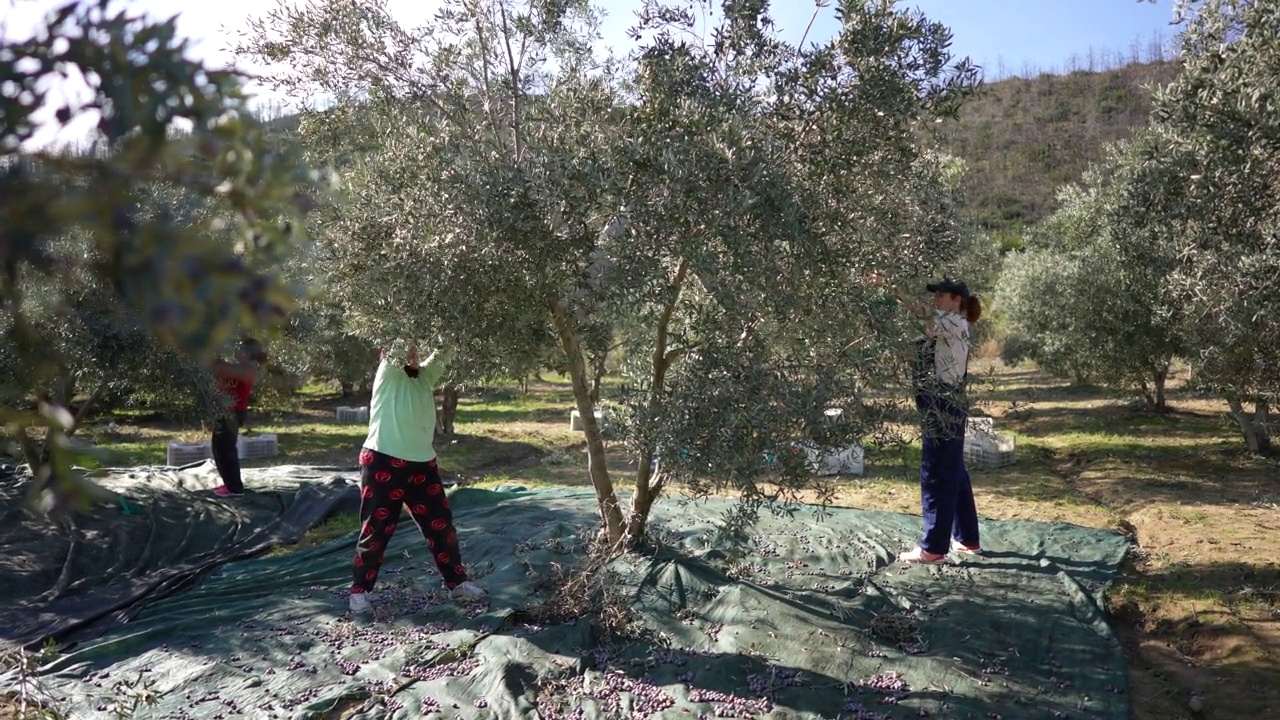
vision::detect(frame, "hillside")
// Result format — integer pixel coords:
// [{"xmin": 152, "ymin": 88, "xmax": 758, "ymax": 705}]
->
[{"xmin": 937, "ymin": 60, "xmax": 1181, "ymax": 243}]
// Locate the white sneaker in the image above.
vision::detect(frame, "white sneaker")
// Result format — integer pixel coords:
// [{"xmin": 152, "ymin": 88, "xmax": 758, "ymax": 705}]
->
[
  {"xmin": 897, "ymin": 547, "xmax": 947, "ymax": 564},
  {"xmin": 450, "ymin": 581, "xmax": 487, "ymax": 602},
  {"xmin": 349, "ymin": 591, "xmax": 374, "ymax": 614},
  {"xmin": 950, "ymin": 539, "xmax": 983, "ymax": 555}
]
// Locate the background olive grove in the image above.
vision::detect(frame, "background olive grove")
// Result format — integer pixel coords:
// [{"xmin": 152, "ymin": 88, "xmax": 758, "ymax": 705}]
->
[
  {"xmin": 1, "ymin": 0, "xmax": 318, "ymax": 514},
  {"xmin": 997, "ymin": 0, "xmax": 1278, "ymax": 453}
]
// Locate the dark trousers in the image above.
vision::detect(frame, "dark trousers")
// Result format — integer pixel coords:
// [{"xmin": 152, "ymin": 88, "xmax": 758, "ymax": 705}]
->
[
  {"xmin": 211, "ymin": 409, "xmax": 248, "ymax": 493},
  {"xmin": 351, "ymin": 448, "xmax": 469, "ymax": 593},
  {"xmin": 917, "ymin": 391, "xmax": 980, "ymax": 555}
]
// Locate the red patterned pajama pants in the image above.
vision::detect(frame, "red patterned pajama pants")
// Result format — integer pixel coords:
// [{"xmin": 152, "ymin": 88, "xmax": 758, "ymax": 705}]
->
[{"xmin": 351, "ymin": 447, "xmax": 469, "ymax": 594}]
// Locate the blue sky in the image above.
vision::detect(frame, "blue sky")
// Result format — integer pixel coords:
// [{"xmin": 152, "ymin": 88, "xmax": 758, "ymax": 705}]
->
[
  {"xmin": 600, "ymin": 1, "xmax": 1180, "ymax": 77},
  {"xmin": 3, "ymin": 0, "xmax": 1180, "ymax": 146},
  {"xmin": 881, "ymin": 0, "xmax": 1178, "ymax": 75}
]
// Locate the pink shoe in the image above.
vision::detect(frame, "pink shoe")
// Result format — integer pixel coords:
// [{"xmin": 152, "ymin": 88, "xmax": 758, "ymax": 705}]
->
[
  {"xmin": 897, "ymin": 547, "xmax": 947, "ymax": 564},
  {"xmin": 951, "ymin": 539, "xmax": 982, "ymax": 555},
  {"xmin": 213, "ymin": 486, "xmax": 243, "ymax": 497}
]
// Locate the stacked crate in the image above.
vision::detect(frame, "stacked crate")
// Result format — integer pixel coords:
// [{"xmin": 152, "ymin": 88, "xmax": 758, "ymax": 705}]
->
[
  {"xmin": 167, "ymin": 440, "xmax": 212, "ymax": 466},
  {"xmin": 802, "ymin": 442, "xmax": 866, "ymax": 476},
  {"xmin": 964, "ymin": 417, "xmax": 1016, "ymax": 469},
  {"xmin": 236, "ymin": 433, "xmax": 280, "ymax": 460},
  {"xmin": 336, "ymin": 406, "xmax": 370, "ymax": 423},
  {"xmin": 569, "ymin": 409, "xmax": 607, "ymax": 431}
]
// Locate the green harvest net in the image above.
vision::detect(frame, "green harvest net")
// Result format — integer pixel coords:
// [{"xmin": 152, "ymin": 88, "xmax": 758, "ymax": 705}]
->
[
  {"xmin": 0, "ymin": 463, "xmax": 359, "ymax": 649},
  {"xmin": 2, "ymin": 468, "xmax": 1132, "ymax": 719}
]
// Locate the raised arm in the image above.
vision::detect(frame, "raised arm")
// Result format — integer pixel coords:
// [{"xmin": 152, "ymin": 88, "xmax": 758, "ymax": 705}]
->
[
  {"xmin": 894, "ymin": 287, "xmax": 935, "ymax": 335},
  {"xmin": 420, "ymin": 346, "xmax": 457, "ymax": 386},
  {"xmin": 213, "ymin": 358, "xmax": 257, "ymax": 381},
  {"xmin": 931, "ymin": 309, "xmax": 966, "ymax": 344}
]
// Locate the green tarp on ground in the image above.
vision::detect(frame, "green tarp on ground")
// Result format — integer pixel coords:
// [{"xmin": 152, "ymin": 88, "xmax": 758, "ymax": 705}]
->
[
  {"xmin": 7, "ymin": 478, "xmax": 1132, "ymax": 719},
  {"xmin": 0, "ymin": 463, "xmax": 360, "ymax": 648}
]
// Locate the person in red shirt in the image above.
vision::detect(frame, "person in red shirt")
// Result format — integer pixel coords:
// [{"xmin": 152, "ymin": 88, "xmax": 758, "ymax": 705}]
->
[{"xmin": 211, "ymin": 338, "xmax": 268, "ymax": 497}]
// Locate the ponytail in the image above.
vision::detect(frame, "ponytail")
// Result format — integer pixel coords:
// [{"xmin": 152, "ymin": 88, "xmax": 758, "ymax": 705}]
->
[
  {"xmin": 965, "ymin": 295, "xmax": 983, "ymax": 324},
  {"xmin": 241, "ymin": 337, "xmax": 268, "ymax": 364}
]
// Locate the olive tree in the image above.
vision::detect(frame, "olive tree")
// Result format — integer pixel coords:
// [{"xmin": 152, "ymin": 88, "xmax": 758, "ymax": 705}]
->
[
  {"xmin": 1, "ymin": 0, "xmax": 315, "ymax": 513},
  {"xmin": 0, "ymin": 268, "xmax": 225, "ymax": 431},
  {"xmin": 996, "ymin": 247, "xmax": 1099, "ymax": 384},
  {"xmin": 239, "ymin": 0, "xmax": 977, "ymax": 546},
  {"xmin": 1143, "ymin": 0, "xmax": 1280, "ymax": 452},
  {"xmin": 996, "ymin": 131, "xmax": 1184, "ymax": 409},
  {"xmin": 287, "ymin": 304, "xmax": 377, "ymax": 396}
]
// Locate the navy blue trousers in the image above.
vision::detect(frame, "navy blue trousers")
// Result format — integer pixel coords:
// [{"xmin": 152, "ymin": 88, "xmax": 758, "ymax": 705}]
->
[
  {"xmin": 917, "ymin": 391, "xmax": 980, "ymax": 554},
  {"xmin": 211, "ymin": 408, "xmax": 248, "ymax": 493}
]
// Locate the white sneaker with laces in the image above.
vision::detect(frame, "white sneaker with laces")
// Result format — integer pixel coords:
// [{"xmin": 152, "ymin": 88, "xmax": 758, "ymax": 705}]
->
[
  {"xmin": 450, "ymin": 581, "xmax": 487, "ymax": 602},
  {"xmin": 348, "ymin": 591, "xmax": 374, "ymax": 614}
]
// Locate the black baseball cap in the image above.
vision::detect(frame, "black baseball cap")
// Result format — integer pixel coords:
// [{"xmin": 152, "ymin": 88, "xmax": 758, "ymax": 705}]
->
[{"xmin": 925, "ymin": 279, "xmax": 970, "ymax": 299}]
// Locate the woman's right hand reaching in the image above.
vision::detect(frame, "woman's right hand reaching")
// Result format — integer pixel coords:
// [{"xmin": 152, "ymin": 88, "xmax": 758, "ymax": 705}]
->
[{"xmin": 893, "ymin": 287, "xmax": 930, "ymax": 318}]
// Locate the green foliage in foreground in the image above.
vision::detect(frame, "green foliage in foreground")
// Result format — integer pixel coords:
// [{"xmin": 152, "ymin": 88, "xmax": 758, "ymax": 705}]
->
[{"xmin": 1, "ymin": 0, "xmax": 319, "ymax": 514}]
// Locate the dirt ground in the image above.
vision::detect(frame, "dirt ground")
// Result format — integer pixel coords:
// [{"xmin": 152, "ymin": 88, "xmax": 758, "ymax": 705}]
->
[{"xmin": 897, "ymin": 365, "xmax": 1278, "ymax": 720}]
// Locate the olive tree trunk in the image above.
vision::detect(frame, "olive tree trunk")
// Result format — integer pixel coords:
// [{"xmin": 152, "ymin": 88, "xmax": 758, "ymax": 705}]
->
[
  {"xmin": 588, "ymin": 350, "xmax": 607, "ymax": 405},
  {"xmin": 435, "ymin": 383, "xmax": 460, "ymax": 437},
  {"xmin": 1227, "ymin": 396, "xmax": 1272, "ymax": 455},
  {"xmin": 548, "ymin": 295, "xmax": 624, "ymax": 545},
  {"xmin": 1141, "ymin": 362, "xmax": 1170, "ymax": 412},
  {"xmin": 626, "ymin": 258, "xmax": 688, "ymax": 543},
  {"xmin": 1153, "ymin": 366, "xmax": 1168, "ymax": 411}
]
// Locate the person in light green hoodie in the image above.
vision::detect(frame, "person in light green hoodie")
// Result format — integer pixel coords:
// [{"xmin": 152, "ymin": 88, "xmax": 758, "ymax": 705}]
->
[{"xmin": 347, "ymin": 339, "xmax": 486, "ymax": 614}]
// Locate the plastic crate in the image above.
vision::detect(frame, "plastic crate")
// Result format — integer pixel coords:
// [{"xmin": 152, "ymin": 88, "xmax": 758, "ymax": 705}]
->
[
  {"xmin": 967, "ymin": 416, "xmax": 995, "ymax": 434},
  {"xmin": 569, "ymin": 409, "xmax": 607, "ymax": 432},
  {"xmin": 236, "ymin": 433, "xmax": 279, "ymax": 460},
  {"xmin": 964, "ymin": 430, "xmax": 1016, "ymax": 469},
  {"xmin": 800, "ymin": 442, "xmax": 866, "ymax": 477},
  {"xmin": 167, "ymin": 440, "xmax": 212, "ymax": 466},
  {"xmin": 336, "ymin": 406, "xmax": 370, "ymax": 423}
]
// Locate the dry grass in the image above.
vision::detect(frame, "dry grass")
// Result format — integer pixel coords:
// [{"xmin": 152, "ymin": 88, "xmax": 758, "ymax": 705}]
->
[{"xmin": 955, "ymin": 363, "xmax": 1278, "ymax": 720}]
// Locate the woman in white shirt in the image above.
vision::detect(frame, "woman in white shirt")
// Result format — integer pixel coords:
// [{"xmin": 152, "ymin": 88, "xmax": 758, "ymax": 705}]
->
[{"xmin": 898, "ymin": 279, "xmax": 985, "ymax": 564}]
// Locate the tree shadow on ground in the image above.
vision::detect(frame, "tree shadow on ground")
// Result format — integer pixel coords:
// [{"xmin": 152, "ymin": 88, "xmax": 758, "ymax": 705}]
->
[
  {"xmin": 24, "ymin": 493, "xmax": 1134, "ymax": 720},
  {"xmin": 467, "ymin": 384, "xmax": 576, "ymax": 404},
  {"xmin": 971, "ymin": 365, "xmax": 1217, "ymax": 407},
  {"xmin": 502, "ymin": 545, "xmax": 1131, "ymax": 719},
  {"xmin": 1108, "ymin": 560, "xmax": 1280, "ymax": 719},
  {"xmin": 453, "ymin": 404, "xmax": 570, "ymax": 425},
  {"xmin": 1123, "ymin": 561, "xmax": 1280, "ymax": 622},
  {"xmin": 964, "ymin": 463, "xmax": 1088, "ymax": 505},
  {"xmin": 969, "ymin": 366, "xmax": 1113, "ymax": 403},
  {"xmin": 271, "ymin": 427, "xmax": 370, "ymax": 460},
  {"xmin": 438, "ymin": 433, "xmax": 550, "ymax": 474},
  {"xmin": 1002, "ymin": 403, "xmax": 1231, "ymax": 441},
  {"xmin": 962, "ymin": 450, "xmax": 1278, "ymax": 512}
]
